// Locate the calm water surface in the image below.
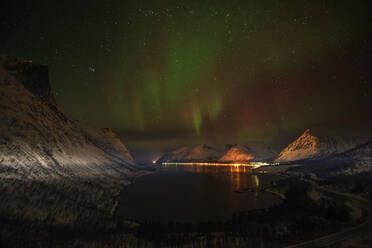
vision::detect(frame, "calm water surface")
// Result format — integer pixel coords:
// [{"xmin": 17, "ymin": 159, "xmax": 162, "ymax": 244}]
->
[{"xmin": 117, "ymin": 164, "xmax": 282, "ymax": 222}]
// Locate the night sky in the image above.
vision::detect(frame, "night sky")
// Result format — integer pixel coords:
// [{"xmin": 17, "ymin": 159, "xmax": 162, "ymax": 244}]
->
[{"xmin": 1, "ymin": 1, "xmax": 372, "ymax": 161}]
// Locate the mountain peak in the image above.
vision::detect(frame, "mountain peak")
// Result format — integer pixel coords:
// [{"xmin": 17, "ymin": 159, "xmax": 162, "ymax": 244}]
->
[
  {"xmin": 219, "ymin": 143, "xmax": 277, "ymax": 162},
  {"xmin": 276, "ymin": 128, "xmax": 371, "ymax": 163},
  {"xmin": 219, "ymin": 145, "xmax": 254, "ymax": 162},
  {"xmin": 302, "ymin": 128, "xmax": 311, "ymax": 136}
]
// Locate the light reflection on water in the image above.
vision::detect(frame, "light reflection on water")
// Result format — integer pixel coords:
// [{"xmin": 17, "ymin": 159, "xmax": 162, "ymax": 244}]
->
[
  {"xmin": 117, "ymin": 164, "xmax": 281, "ymax": 223},
  {"xmin": 161, "ymin": 163, "xmax": 261, "ymax": 191}
]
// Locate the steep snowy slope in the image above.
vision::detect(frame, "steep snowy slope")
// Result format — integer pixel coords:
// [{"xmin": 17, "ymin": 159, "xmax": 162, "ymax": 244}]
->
[
  {"xmin": 157, "ymin": 145, "xmax": 221, "ymax": 163},
  {"xmin": 0, "ymin": 61, "xmax": 144, "ymax": 183},
  {"xmin": 325, "ymin": 140, "xmax": 372, "ymax": 174},
  {"xmin": 219, "ymin": 143, "xmax": 277, "ymax": 162},
  {"xmin": 276, "ymin": 129, "xmax": 371, "ymax": 163}
]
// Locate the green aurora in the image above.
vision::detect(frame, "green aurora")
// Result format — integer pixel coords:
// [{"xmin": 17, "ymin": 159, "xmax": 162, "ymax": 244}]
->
[{"xmin": 1, "ymin": 0, "xmax": 372, "ymax": 159}]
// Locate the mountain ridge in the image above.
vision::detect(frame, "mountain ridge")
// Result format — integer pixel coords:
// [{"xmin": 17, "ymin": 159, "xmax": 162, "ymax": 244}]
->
[
  {"xmin": 157, "ymin": 144, "xmax": 221, "ymax": 163},
  {"xmin": 157, "ymin": 142, "xmax": 277, "ymax": 163},
  {"xmin": 0, "ymin": 61, "xmax": 146, "ymax": 184}
]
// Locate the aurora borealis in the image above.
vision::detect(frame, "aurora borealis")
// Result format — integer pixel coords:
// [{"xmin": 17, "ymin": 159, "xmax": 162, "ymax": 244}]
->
[{"xmin": 1, "ymin": 1, "xmax": 372, "ymax": 161}]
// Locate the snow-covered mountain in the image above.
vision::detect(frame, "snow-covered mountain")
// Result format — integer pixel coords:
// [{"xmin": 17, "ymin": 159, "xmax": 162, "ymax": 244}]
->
[
  {"xmin": 157, "ymin": 142, "xmax": 277, "ymax": 163},
  {"xmin": 0, "ymin": 61, "xmax": 145, "ymax": 183},
  {"xmin": 157, "ymin": 144, "xmax": 221, "ymax": 163},
  {"xmin": 219, "ymin": 143, "xmax": 277, "ymax": 162},
  {"xmin": 276, "ymin": 129, "xmax": 371, "ymax": 163}
]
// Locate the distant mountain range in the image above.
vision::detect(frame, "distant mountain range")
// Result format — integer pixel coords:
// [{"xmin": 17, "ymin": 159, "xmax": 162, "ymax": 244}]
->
[
  {"xmin": 158, "ymin": 129, "xmax": 372, "ymax": 173},
  {"xmin": 157, "ymin": 145, "xmax": 221, "ymax": 163},
  {"xmin": 157, "ymin": 143, "xmax": 277, "ymax": 163}
]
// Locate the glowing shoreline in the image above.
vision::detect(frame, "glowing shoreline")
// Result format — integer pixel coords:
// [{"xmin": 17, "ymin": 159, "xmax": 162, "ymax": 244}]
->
[{"xmin": 161, "ymin": 162, "xmax": 280, "ymax": 169}]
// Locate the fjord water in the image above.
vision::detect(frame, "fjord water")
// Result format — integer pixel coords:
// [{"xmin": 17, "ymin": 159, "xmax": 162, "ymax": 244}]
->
[{"xmin": 117, "ymin": 164, "xmax": 282, "ymax": 223}]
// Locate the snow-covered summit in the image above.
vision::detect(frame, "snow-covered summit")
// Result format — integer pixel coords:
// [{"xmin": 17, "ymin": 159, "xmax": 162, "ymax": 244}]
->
[
  {"xmin": 276, "ymin": 129, "xmax": 371, "ymax": 163},
  {"xmin": 219, "ymin": 143, "xmax": 277, "ymax": 162},
  {"xmin": 157, "ymin": 144, "xmax": 221, "ymax": 163}
]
